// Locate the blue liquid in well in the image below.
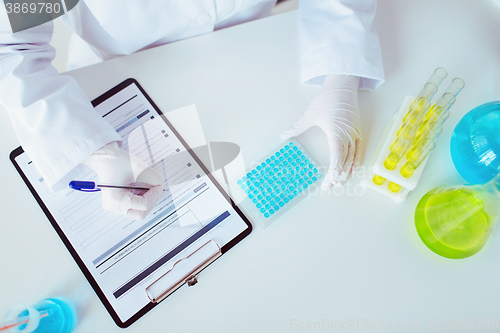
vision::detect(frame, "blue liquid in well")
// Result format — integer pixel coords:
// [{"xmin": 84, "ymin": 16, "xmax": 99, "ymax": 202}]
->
[
  {"xmin": 239, "ymin": 142, "xmax": 321, "ymax": 219},
  {"xmin": 451, "ymin": 102, "xmax": 500, "ymax": 184}
]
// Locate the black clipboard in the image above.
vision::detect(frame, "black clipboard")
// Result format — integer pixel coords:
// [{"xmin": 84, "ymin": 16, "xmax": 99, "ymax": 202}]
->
[{"xmin": 10, "ymin": 78, "xmax": 252, "ymax": 328}]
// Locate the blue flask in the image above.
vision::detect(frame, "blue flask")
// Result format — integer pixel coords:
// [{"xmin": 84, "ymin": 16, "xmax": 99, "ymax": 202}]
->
[
  {"xmin": 4, "ymin": 298, "xmax": 76, "ymax": 333},
  {"xmin": 451, "ymin": 101, "xmax": 500, "ymax": 184}
]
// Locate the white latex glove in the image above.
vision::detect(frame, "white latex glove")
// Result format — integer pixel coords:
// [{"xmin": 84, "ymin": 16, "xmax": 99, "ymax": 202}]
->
[
  {"xmin": 282, "ymin": 74, "xmax": 362, "ymax": 189},
  {"xmin": 83, "ymin": 142, "xmax": 164, "ymax": 220}
]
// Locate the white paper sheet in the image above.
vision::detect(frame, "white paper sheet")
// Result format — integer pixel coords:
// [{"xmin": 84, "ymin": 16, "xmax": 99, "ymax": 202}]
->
[{"xmin": 15, "ymin": 82, "xmax": 249, "ymax": 322}]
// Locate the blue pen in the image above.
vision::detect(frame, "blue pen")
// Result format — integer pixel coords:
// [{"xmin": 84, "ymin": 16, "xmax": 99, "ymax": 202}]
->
[{"xmin": 69, "ymin": 181, "xmax": 152, "ymax": 193}]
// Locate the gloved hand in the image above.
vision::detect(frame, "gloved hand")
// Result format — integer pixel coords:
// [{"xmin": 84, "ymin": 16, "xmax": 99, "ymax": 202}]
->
[
  {"xmin": 83, "ymin": 142, "xmax": 164, "ymax": 220},
  {"xmin": 282, "ymin": 74, "xmax": 362, "ymax": 189}
]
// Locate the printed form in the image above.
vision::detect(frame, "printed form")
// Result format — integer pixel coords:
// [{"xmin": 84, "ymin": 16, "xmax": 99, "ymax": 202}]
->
[{"xmin": 15, "ymin": 83, "xmax": 248, "ymax": 322}]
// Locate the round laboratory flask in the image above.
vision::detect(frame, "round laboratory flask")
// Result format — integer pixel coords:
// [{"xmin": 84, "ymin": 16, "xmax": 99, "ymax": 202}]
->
[
  {"xmin": 450, "ymin": 101, "xmax": 500, "ymax": 184},
  {"xmin": 415, "ymin": 173, "xmax": 500, "ymax": 259},
  {"xmin": 5, "ymin": 298, "xmax": 76, "ymax": 333}
]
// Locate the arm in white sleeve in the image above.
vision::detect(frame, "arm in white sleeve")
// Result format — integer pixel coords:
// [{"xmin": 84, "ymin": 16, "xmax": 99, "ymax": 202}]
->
[
  {"xmin": 0, "ymin": 10, "xmax": 121, "ymax": 189},
  {"xmin": 299, "ymin": 0, "xmax": 384, "ymax": 89}
]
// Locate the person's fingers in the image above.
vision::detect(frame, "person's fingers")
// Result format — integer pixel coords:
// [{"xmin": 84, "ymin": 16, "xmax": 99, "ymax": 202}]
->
[
  {"xmin": 100, "ymin": 185, "xmax": 162, "ymax": 218},
  {"xmin": 125, "ymin": 186, "xmax": 163, "ymax": 220},
  {"xmin": 135, "ymin": 167, "xmax": 163, "ymax": 187},
  {"xmin": 321, "ymin": 169, "xmax": 338, "ymax": 190},
  {"xmin": 281, "ymin": 115, "xmax": 313, "ymax": 140},
  {"xmin": 126, "ymin": 208, "xmax": 150, "ymax": 221},
  {"xmin": 100, "ymin": 189, "xmax": 126, "ymax": 214},
  {"xmin": 322, "ymin": 137, "xmax": 345, "ymax": 190},
  {"xmin": 127, "ymin": 185, "xmax": 163, "ymax": 211},
  {"xmin": 339, "ymin": 141, "xmax": 355, "ymax": 184},
  {"xmin": 352, "ymin": 138, "xmax": 362, "ymax": 174}
]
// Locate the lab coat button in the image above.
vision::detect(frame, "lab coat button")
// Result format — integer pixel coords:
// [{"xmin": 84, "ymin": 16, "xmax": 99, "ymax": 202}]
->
[{"xmin": 196, "ymin": 14, "xmax": 211, "ymax": 25}]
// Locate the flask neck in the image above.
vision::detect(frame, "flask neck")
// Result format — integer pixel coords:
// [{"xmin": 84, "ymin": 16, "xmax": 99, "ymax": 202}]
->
[
  {"xmin": 479, "ymin": 173, "xmax": 500, "ymax": 223},
  {"xmin": 490, "ymin": 172, "xmax": 500, "ymax": 198}
]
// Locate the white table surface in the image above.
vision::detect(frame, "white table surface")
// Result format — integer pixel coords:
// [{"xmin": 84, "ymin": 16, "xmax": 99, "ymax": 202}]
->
[{"xmin": 2, "ymin": 1, "xmax": 500, "ymax": 332}]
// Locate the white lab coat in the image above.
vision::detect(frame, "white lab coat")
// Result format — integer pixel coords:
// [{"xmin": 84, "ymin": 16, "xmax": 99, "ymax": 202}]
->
[{"xmin": 0, "ymin": 0, "xmax": 384, "ymax": 189}]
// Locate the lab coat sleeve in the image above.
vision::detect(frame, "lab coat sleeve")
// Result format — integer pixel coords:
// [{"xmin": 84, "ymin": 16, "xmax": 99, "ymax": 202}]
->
[
  {"xmin": 299, "ymin": 0, "xmax": 384, "ymax": 89},
  {"xmin": 0, "ymin": 13, "xmax": 121, "ymax": 190}
]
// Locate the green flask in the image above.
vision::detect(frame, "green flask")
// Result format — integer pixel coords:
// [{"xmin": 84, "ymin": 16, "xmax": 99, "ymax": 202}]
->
[{"xmin": 415, "ymin": 173, "xmax": 500, "ymax": 259}]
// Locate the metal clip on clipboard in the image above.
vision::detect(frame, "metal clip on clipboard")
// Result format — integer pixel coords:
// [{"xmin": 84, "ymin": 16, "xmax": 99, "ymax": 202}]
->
[{"xmin": 145, "ymin": 240, "xmax": 222, "ymax": 303}]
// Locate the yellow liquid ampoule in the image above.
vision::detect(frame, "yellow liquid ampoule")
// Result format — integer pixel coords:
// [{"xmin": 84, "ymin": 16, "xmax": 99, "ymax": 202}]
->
[
  {"xmin": 384, "ymin": 153, "xmax": 399, "ymax": 170},
  {"xmin": 373, "ymin": 174, "xmax": 386, "ymax": 185},
  {"xmin": 388, "ymin": 182, "xmax": 402, "ymax": 192}
]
